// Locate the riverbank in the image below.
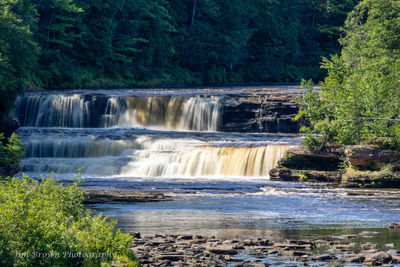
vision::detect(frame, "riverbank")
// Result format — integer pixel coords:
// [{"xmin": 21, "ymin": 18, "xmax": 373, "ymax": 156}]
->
[
  {"xmin": 270, "ymin": 146, "xmax": 400, "ymax": 188},
  {"xmin": 130, "ymin": 232, "xmax": 400, "ymax": 266}
]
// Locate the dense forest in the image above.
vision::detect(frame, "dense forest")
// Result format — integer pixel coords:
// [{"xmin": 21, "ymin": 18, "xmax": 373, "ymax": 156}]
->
[
  {"xmin": 297, "ymin": 0, "xmax": 400, "ymax": 149},
  {"xmin": 0, "ymin": 0, "xmax": 359, "ymax": 124}
]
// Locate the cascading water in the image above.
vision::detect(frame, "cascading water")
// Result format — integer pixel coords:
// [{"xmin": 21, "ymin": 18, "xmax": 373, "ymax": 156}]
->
[
  {"xmin": 16, "ymin": 94, "xmax": 221, "ymax": 131},
  {"xmin": 102, "ymin": 96, "xmax": 221, "ymax": 131},
  {"xmin": 15, "ymin": 89, "xmax": 300, "ymax": 179},
  {"xmin": 16, "ymin": 94, "xmax": 91, "ymax": 127},
  {"xmin": 19, "ymin": 129, "xmax": 294, "ymax": 177}
]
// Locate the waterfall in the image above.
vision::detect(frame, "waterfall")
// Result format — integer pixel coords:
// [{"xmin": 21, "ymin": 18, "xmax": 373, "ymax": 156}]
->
[
  {"xmin": 16, "ymin": 94, "xmax": 221, "ymax": 131},
  {"xmin": 102, "ymin": 96, "xmax": 221, "ymax": 131},
  {"xmin": 16, "ymin": 94, "xmax": 91, "ymax": 127},
  {"xmin": 21, "ymin": 132, "xmax": 292, "ymax": 178},
  {"xmin": 16, "ymin": 89, "xmax": 299, "ymax": 179},
  {"xmin": 122, "ymin": 144, "xmax": 291, "ymax": 178}
]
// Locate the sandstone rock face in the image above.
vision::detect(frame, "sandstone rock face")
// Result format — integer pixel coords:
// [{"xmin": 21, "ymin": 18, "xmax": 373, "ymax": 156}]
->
[
  {"xmin": 389, "ymin": 223, "xmax": 400, "ymax": 230},
  {"xmin": 345, "ymin": 145, "xmax": 400, "ymax": 170},
  {"xmin": 269, "ymin": 147, "xmax": 342, "ymax": 183},
  {"xmin": 271, "ymin": 145, "xmax": 400, "ymax": 188},
  {"xmin": 278, "ymin": 147, "xmax": 341, "ymax": 171},
  {"xmin": 220, "ymin": 92, "xmax": 300, "ymax": 133}
]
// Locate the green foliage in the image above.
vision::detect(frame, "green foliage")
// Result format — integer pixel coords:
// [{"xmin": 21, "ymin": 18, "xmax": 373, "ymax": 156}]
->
[
  {"xmin": 3, "ymin": 133, "xmax": 25, "ymax": 165},
  {"xmin": 298, "ymin": 172, "xmax": 308, "ymax": 181},
  {"xmin": 0, "ymin": 0, "xmax": 359, "ymax": 122},
  {"xmin": 295, "ymin": 79, "xmax": 336, "ymax": 152},
  {"xmin": 338, "ymin": 157, "xmax": 349, "ymax": 173},
  {"xmin": 0, "ymin": 133, "xmax": 25, "ymax": 166},
  {"xmin": 380, "ymin": 164, "xmax": 395, "ymax": 174},
  {"xmin": 0, "ymin": 175, "xmax": 138, "ymax": 266},
  {"xmin": 297, "ymin": 0, "xmax": 400, "ymax": 149},
  {"xmin": 0, "ymin": 0, "xmax": 38, "ymax": 125}
]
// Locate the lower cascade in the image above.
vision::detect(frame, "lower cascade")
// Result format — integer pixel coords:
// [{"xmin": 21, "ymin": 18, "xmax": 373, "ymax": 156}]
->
[{"xmin": 20, "ymin": 132, "xmax": 292, "ymax": 178}]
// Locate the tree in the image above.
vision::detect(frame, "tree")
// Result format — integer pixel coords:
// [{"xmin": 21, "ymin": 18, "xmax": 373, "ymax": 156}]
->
[
  {"xmin": 0, "ymin": 0, "xmax": 38, "ymax": 125},
  {"xmin": 297, "ymin": 0, "xmax": 400, "ymax": 149}
]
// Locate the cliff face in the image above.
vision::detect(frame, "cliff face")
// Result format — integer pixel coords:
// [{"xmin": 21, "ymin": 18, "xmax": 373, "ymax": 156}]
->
[
  {"xmin": 270, "ymin": 145, "xmax": 400, "ymax": 188},
  {"xmin": 220, "ymin": 92, "xmax": 300, "ymax": 133}
]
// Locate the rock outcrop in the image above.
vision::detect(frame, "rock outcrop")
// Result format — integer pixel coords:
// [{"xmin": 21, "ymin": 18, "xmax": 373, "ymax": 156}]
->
[
  {"xmin": 220, "ymin": 90, "xmax": 300, "ymax": 133},
  {"xmin": 345, "ymin": 145, "xmax": 400, "ymax": 170},
  {"xmin": 84, "ymin": 189, "xmax": 171, "ymax": 204},
  {"xmin": 270, "ymin": 146, "xmax": 400, "ymax": 188}
]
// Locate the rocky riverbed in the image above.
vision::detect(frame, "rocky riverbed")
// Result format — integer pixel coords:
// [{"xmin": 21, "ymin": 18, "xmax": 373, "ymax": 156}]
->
[{"xmin": 125, "ymin": 233, "xmax": 400, "ymax": 266}]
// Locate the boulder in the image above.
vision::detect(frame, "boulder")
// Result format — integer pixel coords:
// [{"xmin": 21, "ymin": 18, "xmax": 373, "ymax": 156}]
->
[
  {"xmin": 343, "ymin": 254, "xmax": 366, "ymax": 263},
  {"xmin": 206, "ymin": 246, "xmax": 238, "ymax": 255},
  {"xmin": 389, "ymin": 223, "xmax": 400, "ymax": 230},
  {"xmin": 363, "ymin": 251, "xmax": 392, "ymax": 265}
]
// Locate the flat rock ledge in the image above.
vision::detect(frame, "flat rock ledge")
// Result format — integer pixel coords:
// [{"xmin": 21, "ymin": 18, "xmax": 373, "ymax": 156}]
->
[
  {"xmin": 123, "ymin": 234, "xmax": 400, "ymax": 267},
  {"xmin": 84, "ymin": 190, "xmax": 171, "ymax": 204},
  {"xmin": 270, "ymin": 146, "xmax": 400, "ymax": 188}
]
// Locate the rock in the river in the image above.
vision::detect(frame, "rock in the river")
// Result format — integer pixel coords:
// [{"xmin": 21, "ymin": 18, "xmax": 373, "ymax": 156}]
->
[
  {"xmin": 130, "ymin": 233, "xmax": 394, "ymax": 266},
  {"xmin": 363, "ymin": 251, "xmax": 392, "ymax": 265},
  {"xmin": 206, "ymin": 245, "xmax": 238, "ymax": 255},
  {"xmin": 343, "ymin": 254, "xmax": 366, "ymax": 263},
  {"xmin": 84, "ymin": 190, "xmax": 171, "ymax": 204},
  {"xmin": 389, "ymin": 223, "xmax": 400, "ymax": 230},
  {"xmin": 269, "ymin": 168, "xmax": 341, "ymax": 182}
]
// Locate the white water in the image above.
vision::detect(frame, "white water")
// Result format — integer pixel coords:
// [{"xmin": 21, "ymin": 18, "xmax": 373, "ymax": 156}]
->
[
  {"xmin": 17, "ymin": 94, "xmax": 221, "ymax": 131},
  {"xmin": 102, "ymin": 96, "xmax": 221, "ymax": 131},
  {"xmin": 21, "ymin": 132, "xmax": 293, "ymax": 178},
  {"xmin": 16, "ymin": 94, "xmax": 91, "ymax": 127},
  {"xmin": 15, "ymin": 89, "xmax": 299, "ymax": 179}
]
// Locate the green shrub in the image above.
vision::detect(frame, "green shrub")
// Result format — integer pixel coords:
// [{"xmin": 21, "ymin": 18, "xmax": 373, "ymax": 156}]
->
[
  {"xmin": 0, "ymin": 175, "xmax": 138, "ymax": 267},
  {"xmin": 298, "ymin": 172, "xmax": 308, "ymax": 181},
  {"xmin": 0, "ymin": 133, "xmax": 25, "ymax": 166}
]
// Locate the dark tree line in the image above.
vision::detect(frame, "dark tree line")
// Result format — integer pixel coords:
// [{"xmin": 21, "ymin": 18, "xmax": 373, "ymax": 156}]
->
[{"xmin": 0, "ymin": 0, "xmax": 358, "ymax": 123}]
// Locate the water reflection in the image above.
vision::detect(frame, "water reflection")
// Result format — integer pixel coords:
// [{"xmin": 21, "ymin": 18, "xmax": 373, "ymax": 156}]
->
[{"xmin": 88, "ymin": 179, "xmax": 400, "ymax": 245}]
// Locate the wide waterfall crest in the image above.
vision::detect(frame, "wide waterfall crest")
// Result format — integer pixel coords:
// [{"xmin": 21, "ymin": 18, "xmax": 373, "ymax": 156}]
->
[
  {"xmin": 21, "ymin": 132, "xmax": 292, "ymax": 178},
  {"xmin": 16, "ymin": 94, "xmax": 221, "ymax": 131}
]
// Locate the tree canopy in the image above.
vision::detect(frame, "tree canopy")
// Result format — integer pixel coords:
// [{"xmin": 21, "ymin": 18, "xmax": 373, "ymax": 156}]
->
[
  {"xmin": 298, "ymin": 0, "xmax": 400, "ymax": 150},
  {"xmin": 0, "ymin": 0, "xmax": 359, "ymax": 125}
]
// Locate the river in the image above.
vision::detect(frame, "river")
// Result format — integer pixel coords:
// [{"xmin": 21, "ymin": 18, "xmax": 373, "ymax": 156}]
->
[{"xmin": 14, "ymin": 86, "xmax": 400, "ymax": 247}]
